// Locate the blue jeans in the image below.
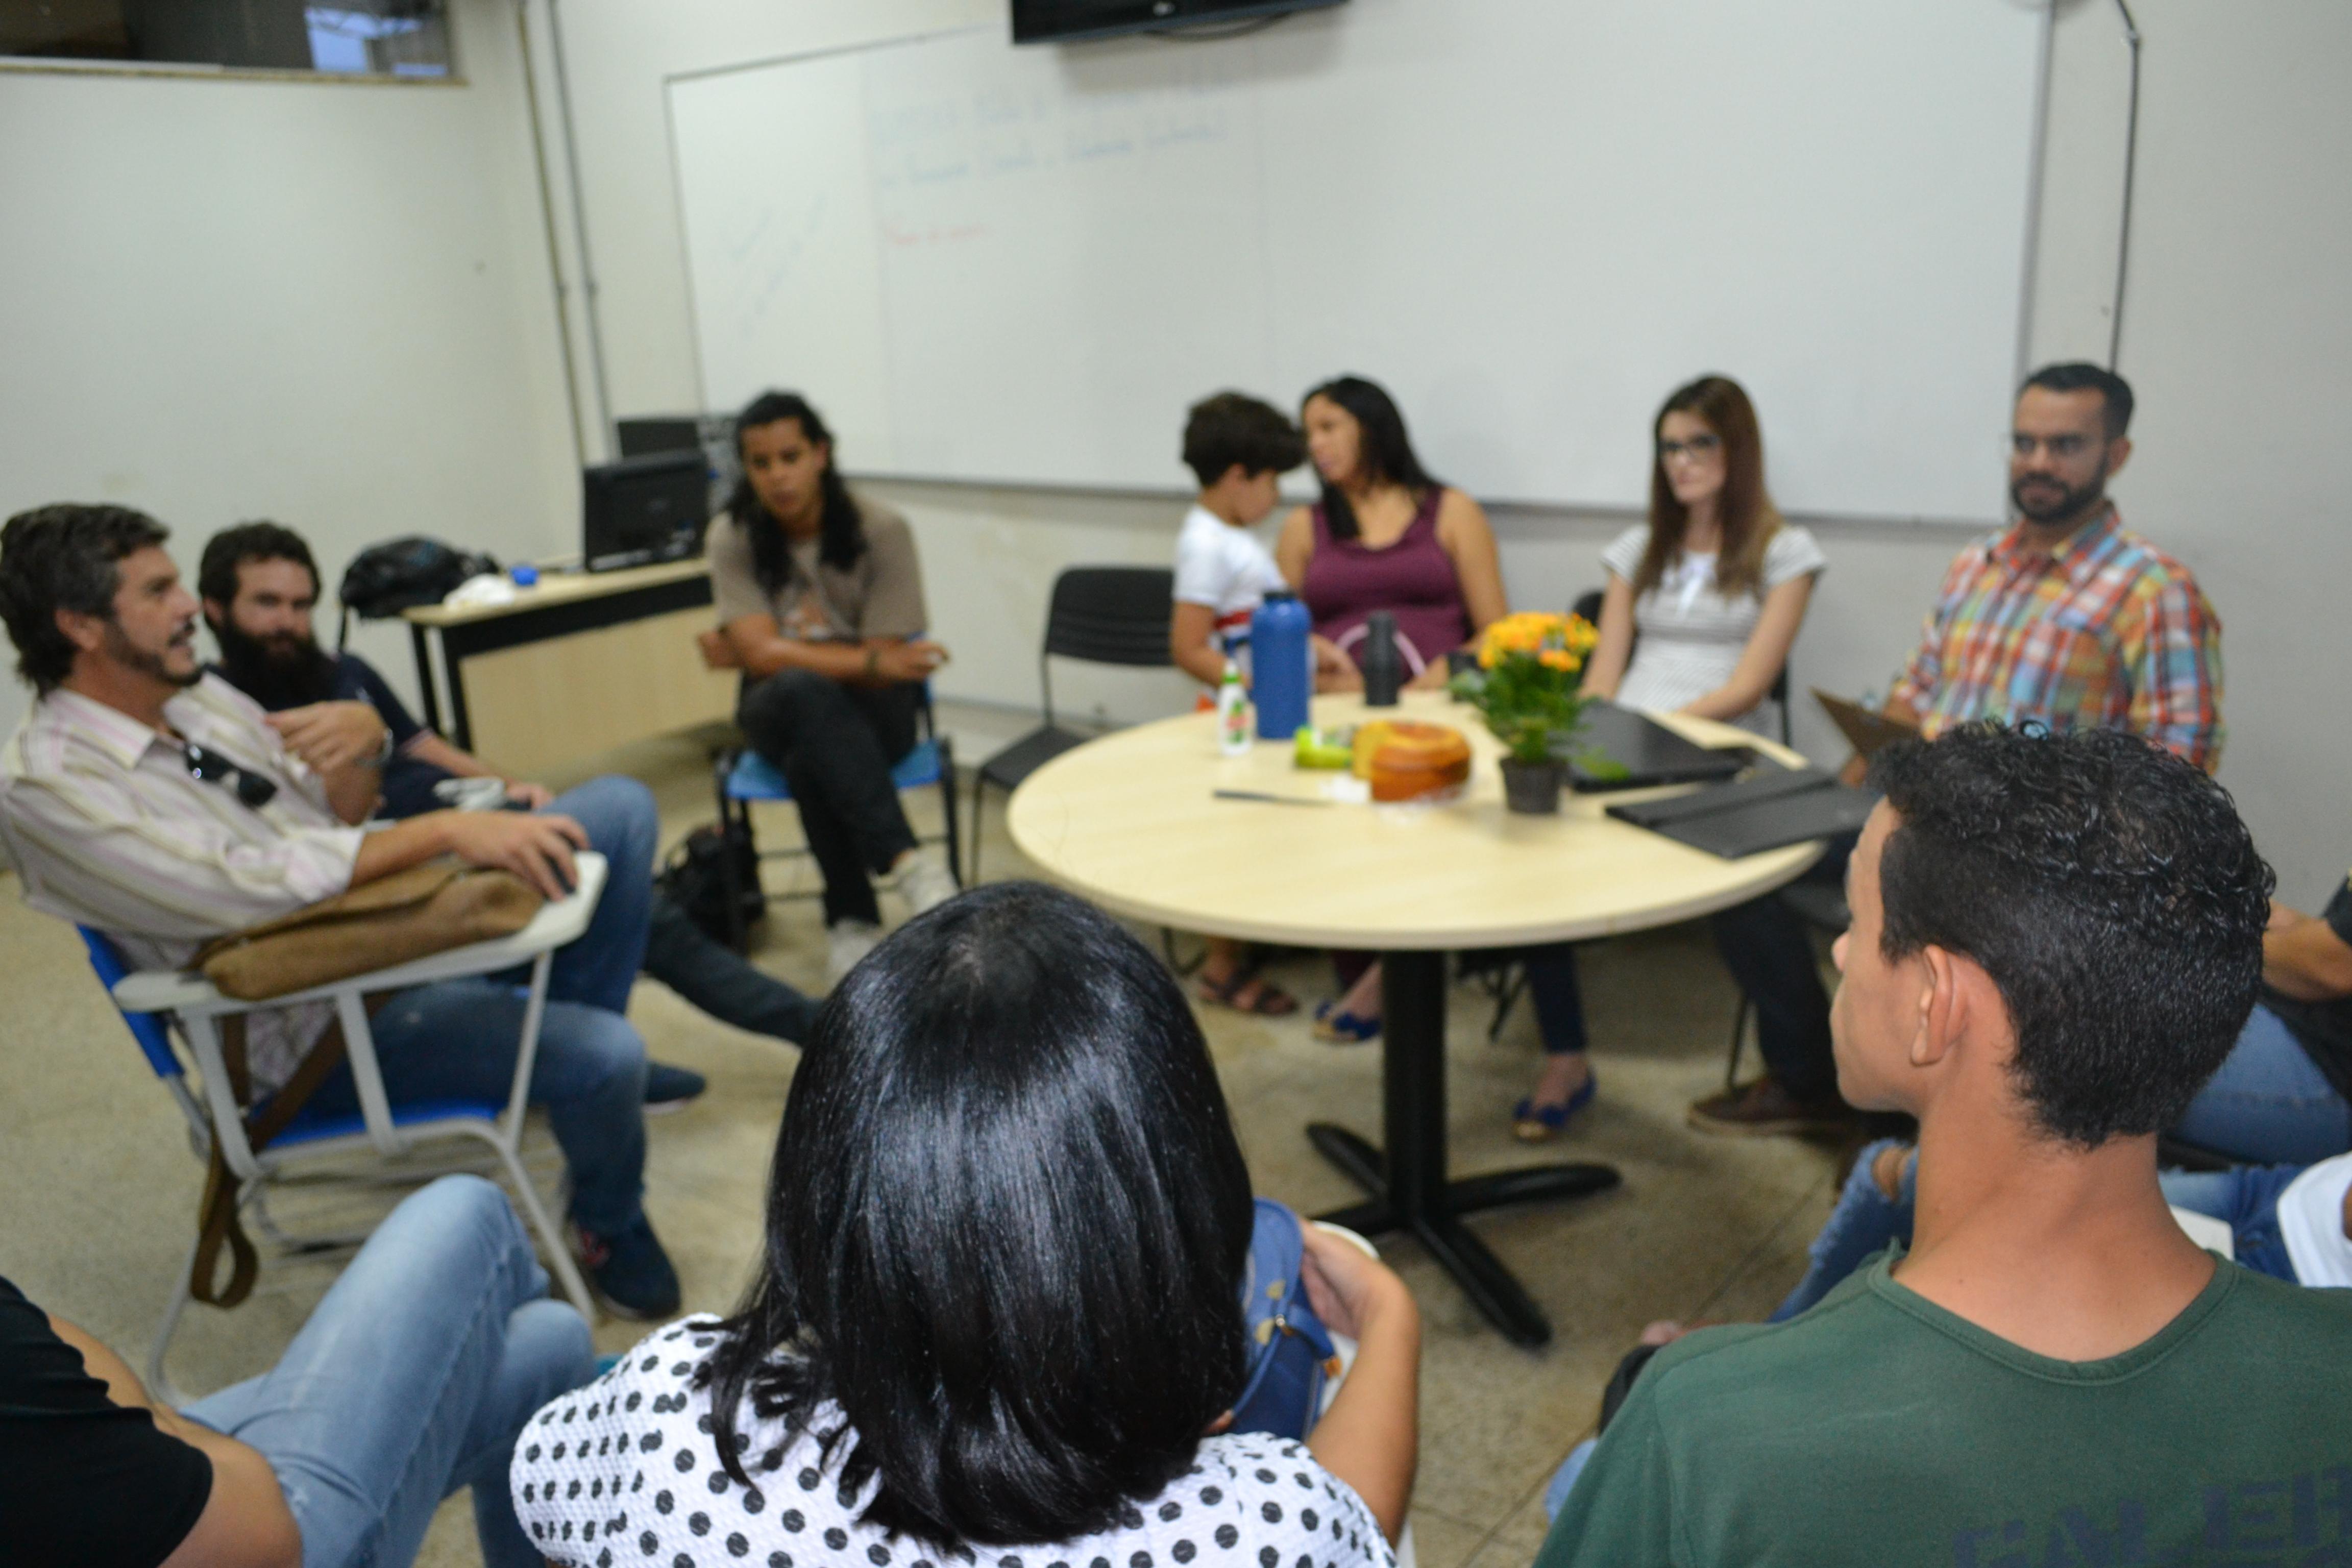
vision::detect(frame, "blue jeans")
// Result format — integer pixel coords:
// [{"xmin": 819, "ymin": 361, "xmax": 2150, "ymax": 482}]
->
[
  {"xmin": 184, "ymin": 1175, "xmax": 596, "ymax": 1568},
  {"xmin": 1770, "ymin": 1141, "xmax": 2313, "ymax": 1324},
  {"xmin": 306, "ymin": 776, "xmax": 659, "ymax": 1232},
  {"xmin": 2158, "ymin": 1164, "xmax": 2309, "ymax": 1282},
  {"xmin": 2171, "ymin": 1002, "xmax": 2352, "ymax": 1164}
]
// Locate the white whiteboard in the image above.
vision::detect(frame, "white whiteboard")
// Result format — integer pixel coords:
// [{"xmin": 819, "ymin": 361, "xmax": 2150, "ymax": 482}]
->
[{"xmin": 670, "ymin": 1, "xmax": 2047, "ymax": 523}]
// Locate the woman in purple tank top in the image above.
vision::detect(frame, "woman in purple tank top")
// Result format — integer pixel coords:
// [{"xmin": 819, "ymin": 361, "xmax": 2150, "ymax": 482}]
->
[
  {"xmin": 1271, "ymin": 378, "xmax": 1582, "ymax": 1104},
  {"xmin": 1274, "ymin": 377, "xmax": 1508, "ymax": 691}
]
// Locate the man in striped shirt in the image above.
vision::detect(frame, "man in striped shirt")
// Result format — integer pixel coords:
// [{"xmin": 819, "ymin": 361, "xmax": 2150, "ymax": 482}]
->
[
  {"xmin": 1694, "ymin": 363, "xmax": 2226, "ymax": 1137},
  {"xmin": 0, "ymin": 504, "xmax": 682, "ymax": 1318}
]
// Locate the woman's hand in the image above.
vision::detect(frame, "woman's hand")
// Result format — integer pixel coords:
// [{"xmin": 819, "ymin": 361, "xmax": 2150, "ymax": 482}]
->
[
  {"xmin": 1300, "ymin": 1224, "xmax": 1409, "ymax": 1341},
  {"xmin": 1311, "ymin": 635, "xmax": 1362, "ymax": 694},
  {"xmin": 1300, "ymin": 1223, "xmax": 1419, "ymax": 1544}
]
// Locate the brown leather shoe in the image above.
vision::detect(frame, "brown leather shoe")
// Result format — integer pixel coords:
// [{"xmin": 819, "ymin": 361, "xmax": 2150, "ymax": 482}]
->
[{"xmin": 1687, "ymin": 1077, "xmax": 1857, "ymax": 1138}]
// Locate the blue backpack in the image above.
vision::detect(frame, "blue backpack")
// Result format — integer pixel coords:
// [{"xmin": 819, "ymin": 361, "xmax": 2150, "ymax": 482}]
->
[{"xmin": 1232, "ymin": 1198, "xmax": 1341, "ymax": 1441}]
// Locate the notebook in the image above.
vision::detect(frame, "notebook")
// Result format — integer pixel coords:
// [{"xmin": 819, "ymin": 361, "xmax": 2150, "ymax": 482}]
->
[
  {"xmin": 1606, "ymin": 767, "xmax": 1879, "ymax": 859},
  {"xmin": 1814, "ymin": 689, "xmax": 1919, "ymax": 759}
]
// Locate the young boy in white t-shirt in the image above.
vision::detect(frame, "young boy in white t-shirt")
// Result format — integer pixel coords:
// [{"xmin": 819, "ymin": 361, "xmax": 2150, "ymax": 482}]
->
[{"xmin": 1169, "ymin": 391, "xmax": 1307, "ymax": 1014}]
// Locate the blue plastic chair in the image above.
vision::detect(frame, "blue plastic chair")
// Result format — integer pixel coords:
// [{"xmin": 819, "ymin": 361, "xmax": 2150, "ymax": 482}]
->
[
  {"xmin": 75, "ymin": 865, "xmax": 606, "ymax": 1398},
  {"xmin": 712, "ymin": 689, "xmax": 961, "ymax": 950}
]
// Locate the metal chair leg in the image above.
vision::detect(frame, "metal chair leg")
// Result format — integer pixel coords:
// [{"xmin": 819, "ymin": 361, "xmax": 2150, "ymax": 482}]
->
[
  {"xmin": 477, "ymin": 1126, "xmax": 595, "ymax": 1320},
  {"xmin": 1726, "ymin": 997, "xmax": 1752, "ymax": 1090},
  {"xmin": 937, "ymin": 739, "xmax": 963, "ymax": 890},
  {"xmin": 146, "ymin": 1227, "xmax": 204, "ymax": 1407}
]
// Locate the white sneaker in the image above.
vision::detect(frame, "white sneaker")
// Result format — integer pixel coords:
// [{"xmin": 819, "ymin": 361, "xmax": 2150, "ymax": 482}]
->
[
  {"xmin": 826, "ymin": 919, "xmax": 883, "ymax": 987},
  {"xmin": 885, "ymin": 851, "xmax": 961, "ymax": 917}
]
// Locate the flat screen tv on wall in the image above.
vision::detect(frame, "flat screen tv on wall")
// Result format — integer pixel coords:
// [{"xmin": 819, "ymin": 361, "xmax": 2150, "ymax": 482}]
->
[{"xmin": 1013, "ymin": 0, "xmax": 1344, "ymax": 45}]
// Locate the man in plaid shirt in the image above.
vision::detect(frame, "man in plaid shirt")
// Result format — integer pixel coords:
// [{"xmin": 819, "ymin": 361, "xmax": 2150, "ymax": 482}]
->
[{"xmin": 1693, "ymin": 362, "xmax": 2226, "ymax": 1137}]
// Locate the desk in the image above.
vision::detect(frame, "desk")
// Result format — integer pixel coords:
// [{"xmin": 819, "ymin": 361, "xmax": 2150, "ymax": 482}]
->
[
  {"xmin": 401, "ymin": 558, "xmax": 735, "ymax": 779},
  {"xmin": 1008, "ymin": 691, "xmax": 1822, "ymax": 1347}
]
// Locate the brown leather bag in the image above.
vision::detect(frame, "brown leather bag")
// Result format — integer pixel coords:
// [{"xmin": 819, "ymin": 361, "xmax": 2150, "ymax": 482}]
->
[
  {"xmin": 182, "ymin": 861, "xmax": 547, "ymax": 1304},
  {"xmin": 191, "ymin": 861, "xmax": 545, "ymax": 1000}
]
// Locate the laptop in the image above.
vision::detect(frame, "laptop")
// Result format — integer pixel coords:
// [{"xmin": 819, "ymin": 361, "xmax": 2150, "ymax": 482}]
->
[
  {"xmin": 1814, "ymin": 689, "xmax": 1919, "ymax": 759},
  {"xmin": 1566, "ymin": 702, "xmax": 1753, "ymax": 793}
]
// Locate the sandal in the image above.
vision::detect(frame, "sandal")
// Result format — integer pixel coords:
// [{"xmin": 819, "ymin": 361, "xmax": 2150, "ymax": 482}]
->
[
  {"xmin": 1312, "ymin": 998, "xmax": 1382, "ymax": 1044},
  {"xmin": 1512, "ymin": 1072, "xmax": 1598, "ymax": 1142},
  {"xmin": 1194, "ymin": 966, "xmax": 1300, "ymax": 1017}
]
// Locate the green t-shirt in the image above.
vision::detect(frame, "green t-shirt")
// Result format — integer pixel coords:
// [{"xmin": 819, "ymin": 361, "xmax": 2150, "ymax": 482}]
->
[{"xmin": 1536, "ymin": 1251, "xmax": 2352, "ymax": 1567}]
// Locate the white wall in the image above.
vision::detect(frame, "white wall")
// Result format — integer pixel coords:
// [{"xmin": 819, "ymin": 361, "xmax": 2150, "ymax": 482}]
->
[
  {"xmin": 7, "ymin": 1, "xmax": 2343, "ymax": 900},
  {"xmin": 543, "ymin": 0, "xmax": 2352, "ymax": 900},
  {"xmin": 0, "ymin": 0, "xmax": 578, "ymax": 740}
]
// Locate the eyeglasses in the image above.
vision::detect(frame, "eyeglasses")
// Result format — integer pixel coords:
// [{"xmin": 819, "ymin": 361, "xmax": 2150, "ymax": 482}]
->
[
  {"xmin": 1657, "ymin": 433, "xmax": 1723, "ymax": 464},
  {"xmin": 2010, "ymin": 433, "xmax": 2099, "ymax": 460},
  {"xmin": 183, "ymin": 743, "xmax": 278, "ymax": 809}
]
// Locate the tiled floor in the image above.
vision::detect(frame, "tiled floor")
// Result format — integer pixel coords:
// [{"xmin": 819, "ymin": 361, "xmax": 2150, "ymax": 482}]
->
[{"xmin": 0, "ymin": 710, "xmax": 1845, "ymax": 1567}]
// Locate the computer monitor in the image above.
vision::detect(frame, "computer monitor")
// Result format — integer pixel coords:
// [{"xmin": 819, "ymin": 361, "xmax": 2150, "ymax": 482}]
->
[
  {"xmin": 582, "ymin": 451, "xmax": 707, "ymax": 573},
  {"xmin": 615, "ymin": 417, "xmax": 702, "ymax": 459}
]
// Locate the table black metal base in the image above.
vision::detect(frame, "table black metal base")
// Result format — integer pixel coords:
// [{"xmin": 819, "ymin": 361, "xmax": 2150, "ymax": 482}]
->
[{"xmin": 1306, "ymin": 950, "xmax": 1621, "ymax": 1349}]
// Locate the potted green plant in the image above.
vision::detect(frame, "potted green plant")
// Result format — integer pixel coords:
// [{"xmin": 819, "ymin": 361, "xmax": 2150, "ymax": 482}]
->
[{"xmin": 1449, "ymin": 610, "xmax": 1603, "ymax": 814}]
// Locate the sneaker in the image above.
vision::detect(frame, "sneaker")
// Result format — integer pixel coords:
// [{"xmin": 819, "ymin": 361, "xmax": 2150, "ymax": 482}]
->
[
  {"xmin": 642, "ymin": 1061, "xmax": 707, "ymax": 1116},
  {"xmin": 572, "ymin": 1214, "xmax": 681, "ymax": 1320},
  {"xmin": 883, "ymin": 850, "xmax": 960, "ymax": 917},
  {"xmin": 1686, "ymin": 1077, "xmax": 1857, "ymax": 1138},
  {"xmin": 827, "ymin": 919, "xmax": 884, "ymax": 987}
]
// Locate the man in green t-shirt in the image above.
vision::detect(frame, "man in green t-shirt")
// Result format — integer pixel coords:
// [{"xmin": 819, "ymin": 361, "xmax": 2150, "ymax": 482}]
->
[{"xmin": 1538, "ymin": 725, "xmax": 2352, "ymax": 1568}]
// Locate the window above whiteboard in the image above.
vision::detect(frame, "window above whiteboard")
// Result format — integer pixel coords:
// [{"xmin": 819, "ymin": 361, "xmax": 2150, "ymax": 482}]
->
[{"xmin": 0, "ymin": 0, "xmax": 453, "ymax": 80}]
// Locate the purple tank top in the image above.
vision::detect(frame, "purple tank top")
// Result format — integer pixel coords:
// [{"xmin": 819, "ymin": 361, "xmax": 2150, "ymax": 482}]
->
[{"xmin": 1300, "ymin": 488, "xmax": 1469, "ymax": 676}]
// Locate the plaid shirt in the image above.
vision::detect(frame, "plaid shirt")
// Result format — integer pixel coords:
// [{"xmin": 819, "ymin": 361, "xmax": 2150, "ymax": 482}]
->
[{"xmin": 1888, "ymin": 504, "xmax": 2223, "ymax": 771}]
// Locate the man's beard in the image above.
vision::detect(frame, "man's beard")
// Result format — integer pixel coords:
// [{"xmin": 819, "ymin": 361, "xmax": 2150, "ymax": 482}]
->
[
  {"xmin": 2010, "ymin": 471, "xmax": 2108, "ymax": 528},
  {"xmin": 210, "ymin": 617, "xmax": 338, "ymax": 708},
  {"xmin": 104, "ymin": 620, "xmax": 203, "ymax": 690}
]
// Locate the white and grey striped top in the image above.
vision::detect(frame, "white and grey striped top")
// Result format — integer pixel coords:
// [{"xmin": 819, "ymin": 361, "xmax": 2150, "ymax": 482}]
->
[{"xmin": 1600, "ymin": 523, "xmax": 1827, "ymax": 733}]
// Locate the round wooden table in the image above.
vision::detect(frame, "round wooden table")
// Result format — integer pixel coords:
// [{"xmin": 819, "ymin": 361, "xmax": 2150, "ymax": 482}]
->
[{"xmin": 1009, "ymin": 691, "xmax": 1824, "ymax": 1347}]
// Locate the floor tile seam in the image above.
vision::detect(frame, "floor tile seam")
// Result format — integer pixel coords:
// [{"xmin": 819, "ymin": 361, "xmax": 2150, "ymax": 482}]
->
[{"xmin": 1684, "ymin": 1161, "xmax": 1832, "ymax": 1321}]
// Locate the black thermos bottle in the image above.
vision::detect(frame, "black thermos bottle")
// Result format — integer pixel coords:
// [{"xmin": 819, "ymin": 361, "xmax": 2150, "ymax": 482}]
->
[{"xmin": 1361, "ymin": 610, "xmax": 1403, "ymax": 707}]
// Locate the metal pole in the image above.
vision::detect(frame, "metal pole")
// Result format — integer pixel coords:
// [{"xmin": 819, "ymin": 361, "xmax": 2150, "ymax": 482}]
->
[
  {"xmin": 514, "ymin": 0, "xmax": 587, "ymax": 470},
  {"xmin": 2109, "ymin": 0, "xmax": 2143, "ymax": 369},
  {"xmin": 547, "ymin": 0, "xmax": 615, "ymax": 455}
]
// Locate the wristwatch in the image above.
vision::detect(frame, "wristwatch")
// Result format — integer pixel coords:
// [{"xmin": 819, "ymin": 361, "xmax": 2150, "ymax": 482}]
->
[{"xmin": 371, "ymin": 724, "xmax": 397, "ymax": 768}]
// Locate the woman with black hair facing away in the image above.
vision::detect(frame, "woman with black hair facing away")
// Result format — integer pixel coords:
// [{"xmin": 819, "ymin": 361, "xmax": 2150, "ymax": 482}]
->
[
  {"xmin": 701, "ymin": 390, "xmax": 958, "ymax": 983},
  {"xmin": 511, "ymin": 881, "xmax": 1421, "ymax": 1566}
]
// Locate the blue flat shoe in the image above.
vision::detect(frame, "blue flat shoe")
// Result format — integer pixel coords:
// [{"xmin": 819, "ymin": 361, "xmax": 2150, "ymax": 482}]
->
[
  {"xmin": 643, "ymin": 1061, "xmax": 707, "ymax": 1115},
  {"xmin": 1512, "ymin": 1072, "xmax": 1597, "ymax": 1142},
  {"xmin": 1313, "ymin": 998, "xmax": 1381, "ymax": 1044}
]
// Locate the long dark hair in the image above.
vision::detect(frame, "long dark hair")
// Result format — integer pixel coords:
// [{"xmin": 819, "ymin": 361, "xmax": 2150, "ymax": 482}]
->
[
  {"xmin": 727, "ymin": 390, "xmax": 867, "ymax": 596},
  {"xmin": 700, "ymin": 881, "xmax": 1258, "ymax": 1548},
  {"xmin": 1636, "ymin": 374, "xmax": 1781, "ymax": 601},
  {"xmin": 1303, "ymin": 375, "xmax": 1439, "ymax": 542}
]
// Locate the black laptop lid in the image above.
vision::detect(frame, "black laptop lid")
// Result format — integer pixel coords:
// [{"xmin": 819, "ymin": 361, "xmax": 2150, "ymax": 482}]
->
[{"xmin": 1567, "ymin": 702, "xmax": 1751, "ymax": 792}]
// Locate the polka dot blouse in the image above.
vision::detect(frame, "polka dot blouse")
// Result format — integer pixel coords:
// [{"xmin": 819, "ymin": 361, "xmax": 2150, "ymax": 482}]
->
[{"xmin": 511, "ymin": 1318, "xmax": 1395, "ymax": 1568}]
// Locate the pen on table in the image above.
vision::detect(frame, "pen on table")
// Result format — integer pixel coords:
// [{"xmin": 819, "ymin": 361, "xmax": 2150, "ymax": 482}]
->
[{"xmin": 1213, "ymin": 789, "xmax": 1331, "ymax": 806}]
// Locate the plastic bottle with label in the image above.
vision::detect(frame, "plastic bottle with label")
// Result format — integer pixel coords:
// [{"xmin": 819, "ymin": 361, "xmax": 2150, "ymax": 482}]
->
[{"xmin": 1216, "ymin": 658, "xmax": 1252, "ymax": 756}]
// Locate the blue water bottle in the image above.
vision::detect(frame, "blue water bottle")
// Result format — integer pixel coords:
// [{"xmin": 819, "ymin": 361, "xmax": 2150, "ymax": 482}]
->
[{"xmin": 1250, "ymin": 590, "xmax": 1312, "ymax": 742}]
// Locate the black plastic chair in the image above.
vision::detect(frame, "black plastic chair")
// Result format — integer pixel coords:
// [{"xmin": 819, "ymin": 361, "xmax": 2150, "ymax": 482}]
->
[{"xmin": 969, "ymin": 566, "xmax": 1175, "ymax": 883}]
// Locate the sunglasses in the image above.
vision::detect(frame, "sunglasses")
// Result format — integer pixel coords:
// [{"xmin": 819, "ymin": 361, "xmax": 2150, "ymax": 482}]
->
[{"xmin": 183, "ymin": 743, "xmax": 278, "ymax": 809}]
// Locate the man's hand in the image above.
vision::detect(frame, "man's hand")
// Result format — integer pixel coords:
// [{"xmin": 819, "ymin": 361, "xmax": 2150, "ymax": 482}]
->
[
  {"xmin": 506, "ymin": 781, "xmax": 556, "ymax": 811},
  {"xmin": 869, "ymin": 639, "xmax": 949, "ymax": 684},
  {"xmin": 440, "ymin": 811, "xmax": 589, "ymax": 899},
  {"xmin": 1838, "ymin": 752, "xmax": 1871, "ymax": 788},
  {"xmin": 267, "ymin": 701, "xmax": 388, "ymax": 774}
]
